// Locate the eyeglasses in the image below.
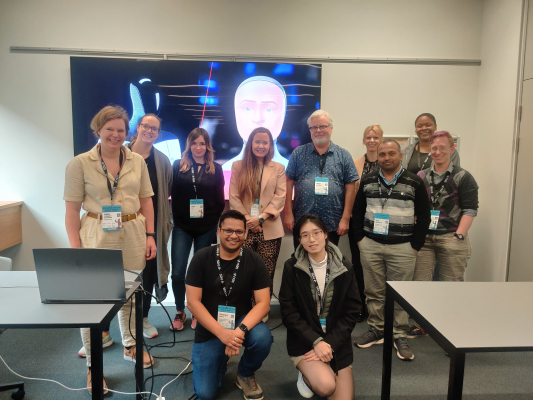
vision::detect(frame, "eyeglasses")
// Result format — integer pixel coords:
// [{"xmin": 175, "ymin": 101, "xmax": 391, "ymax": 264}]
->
[
  {"xmin": 309, "ymin": 125, "xmax": 330, "ymax": 132},
  {"xmin": 430, "ymin": 146, "xmax": 451, "ymax": 153},
  {"xmin": 221, "ymin": 228, "xmax": 245, "ymax": 237},
  {"xmin": 140, "ymin": 124, "xmax": 160, "ymax": 134},
  {"xmin": 300, "ymin": 230, "xmax": 324, "ymax": 241}
]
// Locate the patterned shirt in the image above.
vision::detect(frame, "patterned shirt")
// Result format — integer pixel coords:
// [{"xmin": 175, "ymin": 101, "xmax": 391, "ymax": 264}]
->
[
  {"xmin": 286, "ymin": 141, "xmax": 359, "ymax": 232},
  {"xmin": 417, "ymin": 163, "xmax": 479, "ymax": 235}
]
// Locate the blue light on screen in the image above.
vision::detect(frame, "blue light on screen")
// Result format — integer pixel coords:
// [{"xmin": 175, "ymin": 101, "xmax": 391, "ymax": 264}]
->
[
  {"xmin": 139, "ymin": 78, "xmax": 151, "ymax": 84},
  {"xmin": 199, "ymin": 96, "xmax": 219, "ymax": 106},
  {"xmin": 273, "ymin": 64, "xmax": 294, "ymax": 76},
  {"xmin": 315, "ymin": 102, "xmax": 320, "ymax": 110},
  {"xmin": 244, "ymin": 63, "xmax": 256, "ymax": 75},
  {"xmin": 202, "ymin": 80, "xmax": 218, "ymax": 91},
  {"xmin": 156, "ymin": 93, "xmax": 160, "ymax": 110}
]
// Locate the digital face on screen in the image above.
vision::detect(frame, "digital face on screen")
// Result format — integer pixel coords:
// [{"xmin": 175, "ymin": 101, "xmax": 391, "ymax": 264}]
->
[{"xmin": 234, "ymin": 77, "xmax": 286, "ymax": 142}]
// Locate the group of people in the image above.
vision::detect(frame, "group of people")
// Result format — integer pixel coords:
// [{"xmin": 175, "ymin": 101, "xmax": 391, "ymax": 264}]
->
[{"xmin": 63, "ymin": 106, "xmax": 479, "ymax": 399}]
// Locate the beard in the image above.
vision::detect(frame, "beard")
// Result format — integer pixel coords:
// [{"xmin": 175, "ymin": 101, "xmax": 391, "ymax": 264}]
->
[{"xmin": 312, "ymin": 137, "xmax": 329, "ymax": 146}]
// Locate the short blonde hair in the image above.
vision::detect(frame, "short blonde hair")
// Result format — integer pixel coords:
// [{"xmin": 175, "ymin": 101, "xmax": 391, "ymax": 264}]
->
[
  {"xmin": 363, "ymin": 125, "xmax": 384, "ymax": 141},
  {"xmin": 90, "ymin": 105, "xmax": 130, "ymax": 138},
  {"xmin": 307, "ymin": 110, "xmax": 333, "ymax": 128}
]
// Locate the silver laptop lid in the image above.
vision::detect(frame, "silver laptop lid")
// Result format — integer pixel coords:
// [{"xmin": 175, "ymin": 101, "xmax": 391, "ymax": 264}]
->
[{"xmin": 33, "ymin": 248, "xmax": 127, "ymax": 304}]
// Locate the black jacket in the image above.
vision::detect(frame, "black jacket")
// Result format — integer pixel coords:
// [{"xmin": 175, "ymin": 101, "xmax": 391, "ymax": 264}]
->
[{"xmin": 279, "ymin": 248, "xmax": 361, "ymax": 372}]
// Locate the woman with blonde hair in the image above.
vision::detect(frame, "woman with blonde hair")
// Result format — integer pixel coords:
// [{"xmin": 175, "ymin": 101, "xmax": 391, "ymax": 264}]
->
[
  {"xmin": 350, "ymin": 124, "xmax": 383, "ymax": 323},
  {"xmin": 170, "ymin": 127, "xmax": 225, "ymax": 331},
  {"xmin": 230, "ymin": 127, "xmax": 286, "ymax": 318},
  {"xmin": 64, "ymin": 105, "xmax": 155, "ymax": 393}
]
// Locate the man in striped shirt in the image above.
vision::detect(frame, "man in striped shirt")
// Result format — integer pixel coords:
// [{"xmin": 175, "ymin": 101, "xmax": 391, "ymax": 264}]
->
[{"xmin": 350, "ymin": 139, "xmax": 431, "ymax": 361}]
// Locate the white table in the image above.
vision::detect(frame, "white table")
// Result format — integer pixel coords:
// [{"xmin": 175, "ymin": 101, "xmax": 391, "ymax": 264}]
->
[
  {"xmin": 0, "ymin": 271, "xmax": 144, "ymax": 400},
  {"xmin": 381, "ymin": 281, "xmax": 533, "ymax": 400}
]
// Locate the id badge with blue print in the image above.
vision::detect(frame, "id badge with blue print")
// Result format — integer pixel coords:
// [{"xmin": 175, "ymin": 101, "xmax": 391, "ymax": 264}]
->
[
  {"xmin": 217, "ymin": 305, "xmax": 236, "ymax": 330},
  {"xmin": 190, "ymin": 199, "xmax": 204, "ymax": 218},
  {"xmin": 315, "ymin": 177, "xmax": 329, "ymax": 195},
  {"xmin": 250, "ymin": 199, "xmax": 260, "ymax": 217},
  {"xmin": 373, "ymin": 213, "xmax": 389, "ymax": 235},
  {"xmin": 102, "ymin": 205, "xmax": 122, "ymax": 231},
  {"xmin": 320, "ymin": 318, "xmax": 326, "ymax": 333},
  {"xmin": 429, "ymin": 210, "xmax": 440, "ymax": 230}
]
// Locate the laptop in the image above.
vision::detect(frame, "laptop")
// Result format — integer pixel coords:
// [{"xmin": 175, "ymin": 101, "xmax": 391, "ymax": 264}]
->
[{"xmin": 33, "ymin": 248, "xmax": 128, "ymax": 304}]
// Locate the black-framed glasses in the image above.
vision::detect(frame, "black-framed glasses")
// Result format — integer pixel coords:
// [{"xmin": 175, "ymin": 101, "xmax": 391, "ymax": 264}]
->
[
  {"xmin": 300, "ymin": 230, "xmax": 324, "ymax": 241},
  {"xmin": 140, "ymin": 124, "xmax": 160, "ymax": 134},
  {"xmin": 221, "ymin": 228, "xmax": 245, "ymax": 237},
  {"xmin": 309, "ymin": 125, "xmax": 330, "ymax": 132}
]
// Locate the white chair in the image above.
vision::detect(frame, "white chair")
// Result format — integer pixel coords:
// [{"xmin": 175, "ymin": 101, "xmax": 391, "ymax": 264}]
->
[{"xmin": 0, "ymin": 256, "xmax": 12, "ymax": 271}]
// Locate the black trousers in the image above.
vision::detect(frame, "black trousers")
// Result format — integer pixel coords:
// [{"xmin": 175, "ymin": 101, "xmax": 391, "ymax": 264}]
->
[
  {"xmin": 348, "ymin": 225, "xmax": 366, "ymax": 306},
  {"xmin": 293, "ymin": 230, "xmax": 340, "ymax": 250},
  {"xmin": 141, "ymin": 257, "xmax": 158, "ymax": 318}
]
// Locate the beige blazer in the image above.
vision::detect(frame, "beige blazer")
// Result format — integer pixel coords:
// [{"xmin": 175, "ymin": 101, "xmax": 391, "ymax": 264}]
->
[{"xmin": 229, "ymin": 160, "xmax": 286, "ymax": 241}]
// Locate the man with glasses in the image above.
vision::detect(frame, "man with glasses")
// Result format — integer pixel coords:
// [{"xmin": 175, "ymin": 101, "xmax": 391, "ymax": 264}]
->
[
  {"xmin": 351, "ymin": 139, "xmax": 431, "ymax": 361},
  {"xmin": 186, "ymin": 210, "xmax": 273, "ymax": 400},
  {"xmin": 407, "ymin": 131, "xmax": 478, "ymax": 338},
  {"xmin": 285, "ymin": 110, "xmax": 359, "ymax": 248}
]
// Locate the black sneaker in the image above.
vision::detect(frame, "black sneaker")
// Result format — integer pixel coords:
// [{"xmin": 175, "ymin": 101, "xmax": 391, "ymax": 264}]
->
[
  {"xmin": 394, "ymin": 337, "xmax": 414, "ymax": 361},
  {"xmin": 354, "ymin": 328, "xmax": 384, "ymax": 348},
  {"xmin": 406, "ymin": 324, "xmax": 427, "ymax": 339}
]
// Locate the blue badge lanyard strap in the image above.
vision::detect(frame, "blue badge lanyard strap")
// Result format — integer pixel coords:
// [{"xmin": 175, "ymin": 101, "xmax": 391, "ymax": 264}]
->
[
  {"xmin": 216, "ymin": 245, "xmax": 244, "ymax": 306},
  {"xmin": 318, "ymin": 151, "xmax": 330, "ymax": 177},
  {"xmin": 99, "ymin": 148, "xmax": 124, "ymax": 202},
  {"xmin": 429, "ymin": 171, "xmax": 452, "ymax": 210},
  {"xmin": 307, "ymin": 260, "xmax": 330, "ymax": 316}
]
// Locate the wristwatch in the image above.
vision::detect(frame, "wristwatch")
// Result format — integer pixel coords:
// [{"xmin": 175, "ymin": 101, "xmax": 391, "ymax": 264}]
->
[
  {"xmin": 238, "ymin": 323, "xmax": 249, "ymax": 334},
  {"xmin": 258, "ymin": 216, "xmax": 265, "ymax": 225},
  {"xmin": 146, "ymin": 232, "xmax": 156, "ymax": 238},
  {"xmin": 454, "ymin": 233, "xmax": 465, "ymax": 241}
]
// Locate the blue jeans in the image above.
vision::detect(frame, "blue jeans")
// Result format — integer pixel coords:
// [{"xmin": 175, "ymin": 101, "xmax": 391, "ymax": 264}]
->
[
  {"xmin": 191, "ymin": 314, "xmax": 273, "ymax": 400},
  {"xmin": 171, "ymin": 225, "xmax": 217, "ymax": 311}
]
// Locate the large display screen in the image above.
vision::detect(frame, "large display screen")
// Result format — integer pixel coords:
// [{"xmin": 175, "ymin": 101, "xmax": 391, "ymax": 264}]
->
[{"xmin": 70, "ymin": 57, "xmax": 321, "ymax": 196}]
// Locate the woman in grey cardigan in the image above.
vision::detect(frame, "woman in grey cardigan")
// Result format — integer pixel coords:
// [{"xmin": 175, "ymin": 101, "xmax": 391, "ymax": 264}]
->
[
  {"xmin": 128, "ymin": 114, "xmax": 173, "ymax": 338},
  {"xmin": 402, "ymin": 113, "xmax": 460, "ymax": 173}
]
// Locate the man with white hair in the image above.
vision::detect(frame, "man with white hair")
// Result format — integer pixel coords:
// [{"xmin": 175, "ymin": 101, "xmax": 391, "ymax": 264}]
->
[{"xmin": 284, "ymin": 110, "xmax": 359, "ymax": 248}]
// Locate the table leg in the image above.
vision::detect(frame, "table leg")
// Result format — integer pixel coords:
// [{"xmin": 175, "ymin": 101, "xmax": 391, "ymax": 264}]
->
[
  {"xmin": 135, "ymin": 290, "xmax": 145, "ymax": 400},
  {"xmin": 90, "ymin": 326, "xmax": 104, "ymax": 400},
  {"xmin": 381, "ymin": 284, "xmax": 394, "ymax": 400},
  {"xmin": 447, "ymin": 350, "xmax": 465, "ymax": 400}
]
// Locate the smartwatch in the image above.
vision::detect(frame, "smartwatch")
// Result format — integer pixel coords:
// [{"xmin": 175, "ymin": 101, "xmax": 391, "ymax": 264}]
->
[
  {"xmin": 238, "ymin": 323, "xmax": 249, "ymax": 334},
  {"xmin": 146, "ymin": 232, "xmax": 156, "ymax": 238},
  {"xmin": 454, "ymin": 233, "xmax": 465, "ymax": 241}
]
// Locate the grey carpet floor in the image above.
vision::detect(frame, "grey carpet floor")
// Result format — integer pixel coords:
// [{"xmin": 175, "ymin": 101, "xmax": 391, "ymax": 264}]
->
[{"xmin": 1, "ymin": 305, "xmax": 532, "ymax": 400}]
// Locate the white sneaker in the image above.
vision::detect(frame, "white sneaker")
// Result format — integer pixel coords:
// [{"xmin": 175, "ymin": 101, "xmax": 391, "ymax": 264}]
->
[
  {"xmin": 143, "ymin": 317, "xmax": 158, "ymax": 338},
  {"xmin": 78, "ymin": 332, "xmax": 114, "ymax": 358},
  {"xmin": 297, "ymin": 371, "xmax": 314, "ymax": 398}
]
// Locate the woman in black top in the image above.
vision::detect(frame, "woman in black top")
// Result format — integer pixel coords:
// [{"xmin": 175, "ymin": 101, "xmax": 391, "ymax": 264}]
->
[
  {"xmin": 350, "ymin": 124, "xmax": 383, "ymax": 322},
  {"xmin": 279, "ymin": 214, "xmax": 361, "ymax": 400},
  {"xmin": 170, "ymin": 127, "xmax": 225, "ymax": 331}
]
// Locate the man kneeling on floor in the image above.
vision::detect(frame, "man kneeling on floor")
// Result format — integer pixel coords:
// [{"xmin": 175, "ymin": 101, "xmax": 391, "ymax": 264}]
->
[{"xmin": 186, "ymin": 210, "xmax": 273, "ymax": 400}]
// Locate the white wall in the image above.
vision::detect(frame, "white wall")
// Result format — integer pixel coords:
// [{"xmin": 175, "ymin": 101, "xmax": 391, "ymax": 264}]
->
[
  {"xmin": 0, "ymin": 0, "xmax": 517, "ymax": 287},
  {"xmin": 468, "ymin": 0, "xmax": 523, "ymax": 282}
]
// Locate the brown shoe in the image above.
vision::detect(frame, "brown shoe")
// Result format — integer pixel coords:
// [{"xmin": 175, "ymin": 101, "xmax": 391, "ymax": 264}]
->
[
  {"xmin": 124, "ymin": 345, "xmax": 154, "ymax": 369},
  {"xmin": 236, "ymin": 373, "xmax": 264, "ymax": 400},
  {"xmin": 87, "ymin": 369, "xmax": 108, "ymax": 395}
]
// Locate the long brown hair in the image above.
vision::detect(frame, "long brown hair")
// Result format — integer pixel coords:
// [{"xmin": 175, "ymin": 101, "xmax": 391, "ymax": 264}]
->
[
  {"xmin": 180, "ymin": 127, "xmax": 215, "ymax": 174},
  {"xmin": 237, "ymin": 127, "xmax": 274, "ymax": 206}
]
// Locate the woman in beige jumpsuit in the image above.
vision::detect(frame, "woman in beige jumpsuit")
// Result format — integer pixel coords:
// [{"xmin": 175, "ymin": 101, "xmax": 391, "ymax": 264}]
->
[{"xmin": 64, "ymin": 105, "xmax": 157, "ymax": 394}]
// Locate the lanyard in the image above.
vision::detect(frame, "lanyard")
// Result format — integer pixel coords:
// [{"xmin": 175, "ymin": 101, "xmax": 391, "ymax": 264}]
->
[
  {"xmin": 256, "ymin": 164, "xmax": 264, "ymax": 196},
  {"xmin": 318, "ymin": 151, "xmax": 330, "ymax": 176},
  {"xmin": 429, "ymin": 171, "xmax": 452, "ymax": 209},
  {"xmin": 378, "ymin": 168, "xmax": 403, "ymax": 211},
  {"xmin": 191, "ymin": 163, "xmax": 199, "ymax": 199},
  {"xmin": 307, "ymin": 259, "xmax": 330, "ymax": 315},
  {"xmin": 216, "ymin": 245, "xmax": 244, "ymax": 306},
  {"xmin": 416, "ymin": 144, "xmax": 431, "ymax": 171},
  {"xmin": 99, "ymin": 148, "xmax": 124, "ymax": 201}
]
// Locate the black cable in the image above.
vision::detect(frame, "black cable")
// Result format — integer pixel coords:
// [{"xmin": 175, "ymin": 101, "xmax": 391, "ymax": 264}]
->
[{"xmin": 267, "ymin": 293, "xmax": 284, "ymax": 332}]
